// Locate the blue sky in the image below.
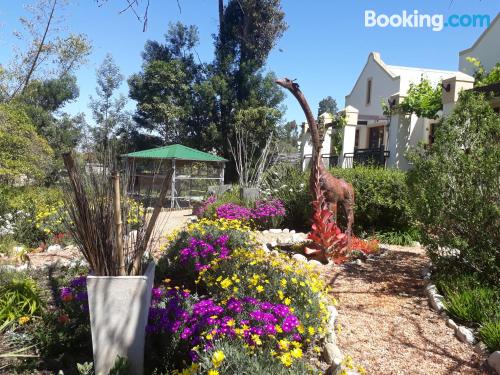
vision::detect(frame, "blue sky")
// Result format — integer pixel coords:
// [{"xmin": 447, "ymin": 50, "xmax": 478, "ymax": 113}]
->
[{"xmin": 0, "ymin": 0, "xmax": 498, "ymax": 125}]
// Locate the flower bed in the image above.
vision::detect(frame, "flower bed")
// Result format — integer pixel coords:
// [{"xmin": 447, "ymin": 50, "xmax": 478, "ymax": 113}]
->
[
  {"xmin": 195, "ymin": 193, "xmax": 286, "ymax": 230},
  {"xmin": 2, "ymin": 218, "xmax": 334, "ymax": 374},
  {"xmin": 152, "ymin": 218, "xmax": 333, "ymax": 373}
]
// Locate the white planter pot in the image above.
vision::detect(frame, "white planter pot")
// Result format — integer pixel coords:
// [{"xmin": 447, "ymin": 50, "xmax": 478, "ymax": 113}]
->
[{"xmin": 87, "ymin": 263, "xmax": 155, "ymax": 375}]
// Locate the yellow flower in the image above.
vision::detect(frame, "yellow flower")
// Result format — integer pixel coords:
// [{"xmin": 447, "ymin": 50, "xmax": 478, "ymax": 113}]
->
[
  {"xmin": 278, "ymin": 339, "xmax": 290, "ymax": 350},
  {"xmin": 280, "ymin": 279, "xmax": 287, "ymax": 287},
  {"xmin": 280, "ymin": 352, "xmax": 293, "ymax": 367},
  {"xmin": 291, "ymin": 348, "xmax": 303, "ymax": 359},
  {"xmin": 251, "ymin": 334, "xmax": 262, "ymax": 345},
  {"xmin": 284, "ymin": 297, "xmax": 291, "ymax": 305},
  {"xmin": 256, "ymin": 285, "xmax": 264, "ymax": 293},
  {"xmin": 212, "ymin": 350, "xmax": 225, "ymax": 368},
  {"xmin": 18, "ymin": 316, "xmax": 30, "ymax": 325},
  {"xmin": 208, "ymin": 370, "xmax": 219, "ymax": 375},
  {"xmin": 220, "ymin": 278, "xmax": 232, "ymax": 289},
  {"xmin": 308, "ymin": 326, "xmax": 315, "ymax": 336}
]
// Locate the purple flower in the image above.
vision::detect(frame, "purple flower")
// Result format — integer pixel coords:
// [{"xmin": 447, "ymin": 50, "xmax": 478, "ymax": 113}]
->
[{"xmin": 282, "ymin": 315, "xmax": 300, "ymax": 332}]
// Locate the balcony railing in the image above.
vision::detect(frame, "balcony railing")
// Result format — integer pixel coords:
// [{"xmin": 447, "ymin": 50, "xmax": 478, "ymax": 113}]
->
[{"xmin": 343, "ymin": 147, "xmax": 390, "ymax": 168}]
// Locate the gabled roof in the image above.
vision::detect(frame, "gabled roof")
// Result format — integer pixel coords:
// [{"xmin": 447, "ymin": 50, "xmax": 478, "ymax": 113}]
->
[
  {"xmin": 346, "ymin": 52, "xmax": 459, "ymax": 99},
  {"xmin": 459, "ymin": 13, "xmax": 500, "ymax": 55},
  {"xmin": 122, "ymin": 144, "xmax": 227, "ymax": 162}
]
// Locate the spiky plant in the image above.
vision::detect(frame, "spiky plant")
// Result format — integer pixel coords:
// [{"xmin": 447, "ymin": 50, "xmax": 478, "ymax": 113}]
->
[{"xmin": 62, "ymin": 152, "xmax": 171, "ymax": 276}]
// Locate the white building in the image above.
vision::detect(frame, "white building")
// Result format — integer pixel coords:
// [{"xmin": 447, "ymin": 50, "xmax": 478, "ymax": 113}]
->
[
  {"xmin": 299, "ymin": 12, "xmax": 499, "ymax": 171},
  {"xmin": 459, "ymin": 13, "xmax": 500, "ymax": 75},
  {"xmin": 343, "ymin": 52, "xmax": 459, "ymax": 170}
]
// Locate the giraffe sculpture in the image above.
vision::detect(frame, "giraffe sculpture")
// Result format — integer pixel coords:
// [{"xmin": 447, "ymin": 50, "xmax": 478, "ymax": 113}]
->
[{"xmin": 275, "ymin": 78, "xmax": 355, "ymax": 247}]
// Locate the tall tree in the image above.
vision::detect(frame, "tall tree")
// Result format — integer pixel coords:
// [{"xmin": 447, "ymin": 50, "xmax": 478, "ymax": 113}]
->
[
  {"xmin": 129, "ymin": 22, "xmax": 211, "ymax": 147},
  {"xmin": 90, "ymin": 54, "xmax": 128, "ymax": 150},
  {"xmin": 213, "ymin": 0, "xmax": 287, "ymax": 158},
  {"xmin": 317, "ymin": 96, "xmax": 338, "ymax": 116},
  {"xmin": 1, "ymin": 0, "xmax": 91, "ymax": 100}
]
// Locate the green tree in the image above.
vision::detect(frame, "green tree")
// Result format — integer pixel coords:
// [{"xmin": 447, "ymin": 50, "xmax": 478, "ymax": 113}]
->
[
  {"xmin": 0, "ymin": 0, "xmax": 91, "ymax": 99},
  {"xmin": 214, "ymin": 0, "xmax": 287, "ymax": 159},
  {"xmin": 408, "ymin": 91, "xmax": 500, "ymax": 284},
  {"xmin": 317, "ymin": 96, "xmax": 338, "ymax": 117},
  {"xmin": 399, "ymin": 79, "xmax": 442, "ymax": 119},
  {"xmin": 90, "ymin": 54, "xmax": 128, "ymax": 150},
  {"xmin": 129, "ymin": 23, "xmax": 211, "ymax": 147},
  {"xmin": 0, "ymin": 103, "xmax": 54, "ymax": 184}
]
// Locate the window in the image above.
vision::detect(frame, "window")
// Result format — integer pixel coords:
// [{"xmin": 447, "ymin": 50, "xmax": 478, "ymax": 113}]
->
[
  {"xmin": 354, "ymin": 129, "xmax": 359, "ymax": 150},
  {"xmin": 366, "ymin": 79, "xmax": 372, "ymax": 105}
]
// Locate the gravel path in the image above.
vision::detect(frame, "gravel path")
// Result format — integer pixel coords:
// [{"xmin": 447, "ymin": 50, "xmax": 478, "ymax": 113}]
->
[{"xmin": 324, "ymin": 245, "xmax": 492, "ymax": 375}]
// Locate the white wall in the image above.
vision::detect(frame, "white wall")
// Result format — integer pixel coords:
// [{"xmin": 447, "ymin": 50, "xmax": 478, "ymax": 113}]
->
[
  {"xmin": 345, "ymin": 52, "xmax": 400, "ymax": 117},
  {"xmin": 459, "ymin": 15, "xmax": 500, "ymax": 75}
]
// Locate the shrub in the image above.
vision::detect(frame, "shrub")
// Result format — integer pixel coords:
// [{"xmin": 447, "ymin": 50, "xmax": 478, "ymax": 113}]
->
[
  {"xmin": 199, "ymin": 189, "xmax": 286, "ymax": 230},
  {"xmin": 154, "ymin": 218, "xmax": 332, "ymax": 373},
  {"xmin": 0, "ymin": 185, "xmax": 65, "ymax": 247},
  {"xmin": 156, "ymin": 218, "xmax": 257, "ymax": 289},
  {"xmin": 479, "ymin": 320, "xmax": 500, "ymax": 352},
  {"xmin": 436, "ymin": 273, "xmax": 499, "ymax": 351},
  {"xmin": 264, "ymin": 163, "xmax": 414, "ymax": 235},
  {"xmin": 262, "ymin": 164, "xmax": 312, "ymax": 231},
  {"xmin": 408, "ymin": 91, "xmax": 500, "ymax": 284},
  {"xmin": 0, "ymin": 271, "xmax": 43, "ymax": 331}
]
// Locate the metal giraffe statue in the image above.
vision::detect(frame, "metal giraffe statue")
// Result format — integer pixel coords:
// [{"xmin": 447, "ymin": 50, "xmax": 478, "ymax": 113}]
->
[{"xmin": 275, "ymin": 78, "xmax": 355, "ymax": 248}]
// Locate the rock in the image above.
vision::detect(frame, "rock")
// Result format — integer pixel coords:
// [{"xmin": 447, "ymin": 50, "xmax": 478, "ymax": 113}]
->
[
  {"xmin": 421, "ymin": 265, "xmax": 431, "ymax": 278},
  {"xmin": 270, "ymin": 250, "xmax": 279, "ymax": 257},
  {"xmin": 16, "ymin": 264, "xmax": 28, "ymax": 271},
  {"xmin": 487, "ymin": 351, "xmax": 500, "ymax": 374},
  {"xmin": 440, "ymin": 311, "xmax": 448, "ymax": 319},
  {"xmin": 446, "ymin": 319, "xmax": 459, "ymax": 331},
  {"xmin": 290, "ymin": 230, "xmax": 296, "ymax": 234},
  {"xmin": 283, "ymin": 228, "xmax": 290, "ymax": 233},
  {"xmin": 355, "ymin": 259, "xmax": 362, "ymax": 265},
  {"xmin": 328, "ymin": 305, "xmax": 339, "ymax": 324},
  {"xmin": 308, "ymin": 260, "xmax": 323, "ymax": 267},
  {"xmin": 261, "ymin": 244, "xmax": 270, "ymax": 253},
  {"xmin": 456, "ymin": 326, "xmax": 475, "ymax": 344},
  {"xmin": 269, "ymin": 229, "xmax": 282, "ymax": 234},
  {"xmin": 473, "ymin": 342, "xmax": 488, "ymax": 356},
  {"xmin": 325, "ymin": 331, "xmax": 337, "ymax": 344},
  {"xmin": 291, "ymin": 233, "xmax": 307, "ymax": 243},
  {"xmin": 292, "ymin": 253, "xmax": 307, "ymax": 263},
  {"xmin": 322, "ymin": 343, "xmax": 343, "ymax": 365},
  {"xmin": 429, "ymin": 294, "xmax": 445, "ymax": 312},
  {"xmin": 47, "ymin": 244, "xmax": 62, "ymax": 253},
  {"xmin": 425, "ymin": 284, "xmax": 438, "ymax": 295},
  {"xmin": 269, "ymin": 241, "xmax": 278, "ymax": 248},
  {"xmin": 262, "ymin": 230, "xmax": 269, "ymax": 234}
]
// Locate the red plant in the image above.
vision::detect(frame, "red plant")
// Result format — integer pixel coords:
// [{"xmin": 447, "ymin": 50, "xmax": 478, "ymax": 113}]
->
[
  {"xmin": 350, "ymin": 236, "xmax": 380, "ymax": 255},
  {"xmin": 305, "ymin": 166, "xmax": 348, "ymax": 264}
]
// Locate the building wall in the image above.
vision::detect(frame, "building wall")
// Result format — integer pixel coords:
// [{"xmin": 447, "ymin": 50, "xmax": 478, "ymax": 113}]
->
[
  {"xmin": 345, "ymin": 52, "xmax": 400, "ymax": 117},
  {"xmin": 459, "ymin": 15, "xmax": 500, "ymax": 75}
]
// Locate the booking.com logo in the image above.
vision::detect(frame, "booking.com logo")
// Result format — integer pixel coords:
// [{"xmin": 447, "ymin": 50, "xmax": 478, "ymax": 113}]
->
[{"xmin": 365, "ymin": 10, "xmax": 491, "ymax": 32}]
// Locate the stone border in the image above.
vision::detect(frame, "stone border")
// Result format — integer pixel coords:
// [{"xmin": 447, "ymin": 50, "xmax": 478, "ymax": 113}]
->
[
  {"xmin": 321, "ymin": 304, "xmax": 362, "ymax": 375},
  {"xmin": 422, "ymin": 265, "xmax": 499, "ymax": 374}
]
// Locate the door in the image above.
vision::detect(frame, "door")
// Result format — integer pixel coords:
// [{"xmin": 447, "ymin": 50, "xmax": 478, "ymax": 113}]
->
[{"xmin": 368, "ymin": 126, "xmax": 384, "ymax": 149}]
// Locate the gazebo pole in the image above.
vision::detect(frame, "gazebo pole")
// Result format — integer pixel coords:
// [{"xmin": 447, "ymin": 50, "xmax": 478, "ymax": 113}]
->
[
  {"xmin": 220, "ymin": 162, "xmax": 225, "ymax": 185},
  {"xmin": 170, "ymin": 159, "xmax": 176, "ymax": 208}
]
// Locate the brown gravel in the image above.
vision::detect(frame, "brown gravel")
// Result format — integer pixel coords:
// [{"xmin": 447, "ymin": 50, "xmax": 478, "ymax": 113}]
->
[{"xmin": 324, "ymin": 245, "xmax": 492, "ymax": 375}]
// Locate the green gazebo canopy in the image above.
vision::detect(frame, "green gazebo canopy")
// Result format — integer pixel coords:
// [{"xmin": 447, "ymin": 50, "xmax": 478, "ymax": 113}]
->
[{"xmin": 123, "ymin": 144, "xmax": 227, "ymax": 162}]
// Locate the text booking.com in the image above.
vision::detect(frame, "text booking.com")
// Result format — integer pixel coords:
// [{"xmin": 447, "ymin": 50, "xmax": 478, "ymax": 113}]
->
[{"xmin": 365, "ymin": 10, "xmax": 491, "ymax": 32}]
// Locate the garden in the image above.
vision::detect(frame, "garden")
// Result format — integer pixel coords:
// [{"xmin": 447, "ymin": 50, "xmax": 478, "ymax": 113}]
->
[{"xmin": 1, "ymin": 1, "xmax": 500, "ymax": 374}]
